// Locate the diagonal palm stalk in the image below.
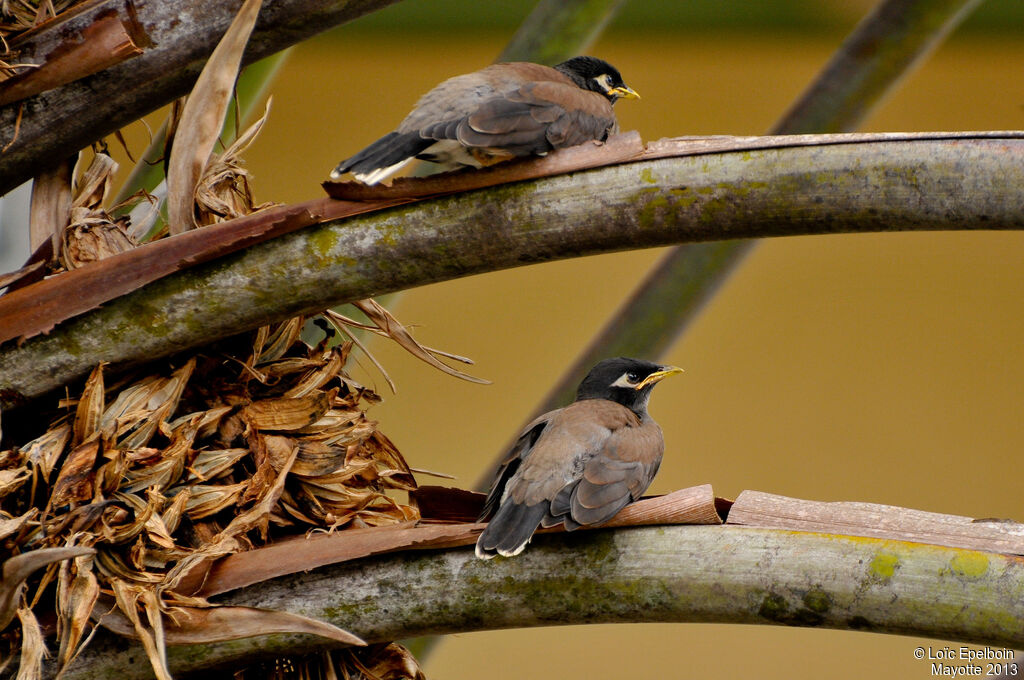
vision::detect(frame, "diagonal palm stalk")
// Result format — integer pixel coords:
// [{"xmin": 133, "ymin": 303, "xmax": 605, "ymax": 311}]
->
[{"xmin": 487, "ymin": 0, "xmax": 987, "ymax": 483}]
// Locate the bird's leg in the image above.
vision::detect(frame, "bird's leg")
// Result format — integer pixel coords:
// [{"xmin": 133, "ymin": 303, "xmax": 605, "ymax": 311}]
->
[{"xmin": 469, "ymin": 148, "xmax": 518, "ymax": 167}]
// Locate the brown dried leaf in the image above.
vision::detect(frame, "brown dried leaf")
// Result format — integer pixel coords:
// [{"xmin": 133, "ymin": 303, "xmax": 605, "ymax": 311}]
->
[
  {"xmin": 72, "ymin": 149, "xmax": 118, "ymax": 212},
  {"xmin": 160, "ymin": 488, "xmax": 190, "ymax": 537},
  {"xmin": 98, "ymin": 602, "xmax": 364, "ymax": 646},
  {"xmin": 72, "ymin": 364, "xmax": 105, "ymax": 446},
  {"xmin": 23, "ymin": 421, "xmax": 71, "ymax": 480},
  {"xmin": 144, "ymin": 512, "xmax": 178, "ymax": 551},
  {"xmin": 100, "ymin": 492, "xmax": 156, "ymax": 545},
  {"xmin": 16, "ymin": 607, "xmax": 44, "ymax": 680},
  {"xmin": 258, "ymin": 357, "xmax": 322, "ymax": 379},
  {"xmin": 289, "ymin": 439, "xmax": 347, "ymax": 478},
  {"xmin": 282, "ymin": 348, "xmax": 344, "ymax": 399},
  {"xmin": 94, "ymin": 548, "xmax": 161, "ymax": 583},
  {"xmin": 57, "ymin": 151, "xmax": 138, "ymax": 270},
  {"xmin": 57, "ymin": 552, "xmax": 99, "ymax": 671},
  {"xmin": 349, "ymin": 300, "xmax": 489, "ymax": 384},
  {"xmin": 28, "ymin": 156, "xmax": 72, "ymax": 254},
  {"xmin": 178, "ymin": 483, "xmax": 246, "ymax": 520},
  {"xmin": 185, "ymin": 447, "xmax": 248, "ymax": 482},
  {"xmin": 50, "ymin": 439, "xmax": 99, "ymax": 508},
  {"xmin": 121, "ymin": 416, "xmax": 199, "ymax": 494},
  {"xmin": 346, "ymin": 642, "xmax": 425, "ymax": 680},
  {"xmin": 115, "ymin": 359, "xmax": 195, "ymax": 450},
  {"xmin": 239, "ymin": 459, "xmax": 276, "ymax": 507},
  {"xmin": 1, "ymin": 546, "xmax": 95, "ymax": 631},
  {"xmin": 252, "ymin": 316, "xmax": 305, "ymax": 366},
  {"xmin": 241, "ymin": 390, "xmax": 334, "ymax": 432},
  {"xmin": 216, "ymin": 441, "xmax": 300, "ymax": 543},
  {"xmin": 167, "ymin": 405, "xmax": 232, "ymax": 442},
  {"xmin": 301, "ymin": 417, "xmax": 376, "ymax": 448},
  {"xmin": 0, "ymin": 509, "xmax": 35, "ymax": 542},
  {"xmin": 52, "ymin": 502, "xmax": 107, "ymax": 539},
  {"xmin": 93, "ymin": 447, "xmax": 128, "ymax": 498},
  {"xmin": 166, "ymin": 0, "xmax": 262, "ymax": 235},
  {"xmin": 294, "ymin": 408, "xmax": 365, "ymax": 435},
  {"xmin": 362, "ymin": 431, "xmax": 416, "ymax": 491},
  {"xmin": 100, "ymin": 375, "xmax": 164, "ymax": 436},
  {"xmin": 0, "ymin": 467, "xmax": 30, "ymax": 499},
  {"xmin": 195, "ymin": 100, "xmax": 274, "ymax": 227},
  {"xmin": 61, "ymin": 218, "xmax": 138, "ymax": 270},
  {"xmin": 110, "ymin": 579, "xmax": 173, "ymax": 680}
]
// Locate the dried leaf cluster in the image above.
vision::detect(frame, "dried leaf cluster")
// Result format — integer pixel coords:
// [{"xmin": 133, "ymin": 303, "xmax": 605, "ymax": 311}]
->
[
  {"xmin": 0, "ymin": 317, "xmax": 422, "ymax": 677},
  {"xmin": 0, "ymin": 2, "xmax": 466, "ymax": 677},
  {"xmin": 58, "ymin": 147, "xmax": 141, "ymax": 269}
]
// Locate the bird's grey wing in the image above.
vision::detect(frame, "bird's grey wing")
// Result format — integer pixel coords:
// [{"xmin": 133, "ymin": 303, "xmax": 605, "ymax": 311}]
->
[
  {"xmin": 476, "ymin": 402, "xmax": 622, "ymax": 557},
  {"xmin": 508, "ymin": 401, "xmax": 632, "ymax": 505},
  {"xmin": 564, "ymin": 418, "xmax": 664, "ymax": 528},
  {"xmin": 477, "ymin": 410, "xmax": 556, "ymax": 521},
  {"xmin": 397, "ymin": 62, "xmax": 569, "ymax": 133},
  {"xmin": 451, "ymin": 81, "xmax": 617, "ymax": 155}
]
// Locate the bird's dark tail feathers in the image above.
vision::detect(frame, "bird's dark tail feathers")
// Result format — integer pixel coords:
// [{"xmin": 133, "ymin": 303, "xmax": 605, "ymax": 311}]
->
[
  {"xmin": 329, "ymin": 131, "xmax": 433, "ymax": 184},
  {"xmin": 475, "ymin": 501, "xmax": 549, "ymax": 559}
]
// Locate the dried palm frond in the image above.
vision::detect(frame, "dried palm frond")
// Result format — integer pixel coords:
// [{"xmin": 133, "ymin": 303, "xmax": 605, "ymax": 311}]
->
[
  {"xmin": 58, "ymin": 148, "xmax": 140, "ymax": 270},
  {"xmin": 0, "ymin": 318, "xmax": 425, "ymax": 676},
  {"xmin": 0, "ymin": 4, "xmax": 462, "ymax": 676},
  {"xmin": 193, "ymin": 99, "xmax": 274, "ymax": 227}
]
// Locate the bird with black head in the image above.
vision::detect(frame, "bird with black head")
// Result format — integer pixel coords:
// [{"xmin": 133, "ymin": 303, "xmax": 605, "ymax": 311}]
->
[
  {"xmin": 331, "ymin": 56, "xmax": 639, "ymax": 185},
  {"xmin": 476, "ymin": 357, "xmax": 682, "ymax": 559}
]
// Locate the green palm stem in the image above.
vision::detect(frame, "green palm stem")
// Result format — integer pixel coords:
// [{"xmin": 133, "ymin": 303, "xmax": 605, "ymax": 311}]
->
[{"xmin": 496, "ymin": 0, "xmax": 986, "ymax": 457}]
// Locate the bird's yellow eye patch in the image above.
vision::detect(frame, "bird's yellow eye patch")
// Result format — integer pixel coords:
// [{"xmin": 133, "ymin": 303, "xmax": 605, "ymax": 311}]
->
[{"xmin": 594, "ymin": 73, "xmax": 613, "ymax": 92}]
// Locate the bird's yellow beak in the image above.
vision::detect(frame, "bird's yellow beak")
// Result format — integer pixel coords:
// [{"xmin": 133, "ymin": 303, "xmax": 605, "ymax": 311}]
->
[
  {"xmin": 611, "ymin": 85, "xmax": 641, "ymax": 100},
  {"xmin": 635, "ymin": 366, "xmax": 683, "ymax": 389}
]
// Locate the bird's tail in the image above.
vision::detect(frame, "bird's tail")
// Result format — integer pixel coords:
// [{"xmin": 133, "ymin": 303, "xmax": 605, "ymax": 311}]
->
[
  {"xmin": 329, "ymin": 131, "xmax": 433, "ymax": 184},
  {"xmin": 475, "ymin": 501, "xmax": 549, "ymax": 559}
]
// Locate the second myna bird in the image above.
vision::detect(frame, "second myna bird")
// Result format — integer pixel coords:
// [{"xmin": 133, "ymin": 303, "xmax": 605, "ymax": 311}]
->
[
  {"xmin": 476, "ymin": 357, "xmax": 682, "ymax": 559},
  {"xmin": 330, "ymin": 56, "xmax": 639, "ymax": 184}
]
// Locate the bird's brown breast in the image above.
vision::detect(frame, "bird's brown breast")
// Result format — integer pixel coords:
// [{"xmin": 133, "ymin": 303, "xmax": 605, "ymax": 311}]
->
[{"xmin": 509, "ymin": 399, "xmax": 657, "ymax": 506}]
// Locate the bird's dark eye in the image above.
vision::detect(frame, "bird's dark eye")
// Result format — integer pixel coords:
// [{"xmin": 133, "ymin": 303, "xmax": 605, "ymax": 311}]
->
[{"xmin": 627, "ymin": 372, "xmax": 640, "ymax": 382}]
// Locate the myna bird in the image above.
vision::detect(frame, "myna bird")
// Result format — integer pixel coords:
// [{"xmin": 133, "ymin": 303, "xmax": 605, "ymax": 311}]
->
[
  {"xmin": 330, "ymin": 56, "xmax": 639, "ymax": 185},
  {"xmin": 475, "ymin": 357, "xmax": 682, "ymax": 559}
]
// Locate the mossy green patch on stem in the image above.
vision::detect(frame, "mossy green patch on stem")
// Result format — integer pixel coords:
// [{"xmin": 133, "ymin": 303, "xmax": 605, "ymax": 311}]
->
[
  {"xmin": 868, "ymin": 552, "xmax": 901, "ymax": 582},
  {"xmin": 947, "ymin": 552, "xmax": 990, "ymax": 580},
  {"xmin": 802, "ymin": 587, "xmax": 831, "ymax": 614},
  {"xmin": 308, "ymin": 227, "xmax": 342, "ymax": 261},
  {"xmin": 758, "ymin": 591, "xmax": 789, "ymax": 622}
]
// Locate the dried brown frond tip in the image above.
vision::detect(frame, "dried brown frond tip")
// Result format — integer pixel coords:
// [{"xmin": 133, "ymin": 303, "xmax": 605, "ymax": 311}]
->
[
  {"xmin": 59, "ymin": 149, "xmax": 140, "ymax": 270},
  {"xmin": 194, "ymin": 102, "xmax": 275, "ymax": 227},
  {"xmin": 0, "ymin": 316, "xmax": 420, "ymax": 678}
]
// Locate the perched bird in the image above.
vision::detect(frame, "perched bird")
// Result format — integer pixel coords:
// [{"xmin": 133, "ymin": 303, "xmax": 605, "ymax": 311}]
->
[
  {"xmin": 330, "ymin": 56, "xmax": 639, "ymax": 185},
  {"xmin": 476, "ymin": 357, "xmax": 682, "ymax": 559}
]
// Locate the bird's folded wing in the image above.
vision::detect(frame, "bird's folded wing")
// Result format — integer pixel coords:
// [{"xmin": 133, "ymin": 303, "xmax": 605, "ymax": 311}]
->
[{"xmin": 454, "ymin": 82, "xmax": 616, "ymax": 154}]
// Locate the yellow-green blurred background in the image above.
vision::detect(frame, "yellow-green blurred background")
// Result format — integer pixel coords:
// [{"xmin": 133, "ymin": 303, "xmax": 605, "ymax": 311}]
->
[{"xmin": 235, "ymin": 1, "xmax": 1023, "ymax": 677}]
